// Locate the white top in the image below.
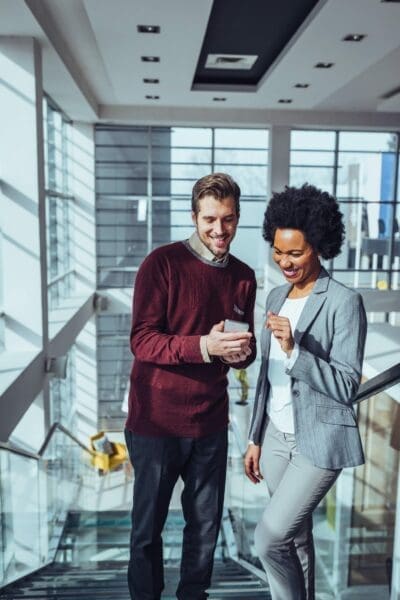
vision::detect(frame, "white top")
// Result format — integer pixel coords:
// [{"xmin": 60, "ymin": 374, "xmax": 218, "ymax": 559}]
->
[{"xmin": 267, "ymin": 295, "xmax": 309, "ymax": 434}]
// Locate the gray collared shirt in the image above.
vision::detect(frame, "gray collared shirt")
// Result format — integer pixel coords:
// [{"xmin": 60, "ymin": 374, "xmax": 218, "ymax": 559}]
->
[
  {"xmin": 187, "ymin": 232, "xmax": 229, "ymax": 266},
  {"xmin": 187, "ymin": 232, "xmax": 229, "ymax": 362}
]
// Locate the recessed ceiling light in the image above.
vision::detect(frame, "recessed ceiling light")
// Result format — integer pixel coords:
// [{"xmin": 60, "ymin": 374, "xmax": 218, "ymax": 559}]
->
[
  {"xmin": 141, "ymin": 56, "xmax": 160, "ymax": 63},
  {"xmin": 314, "ymin": 62, "xmax": 334, "ymax": 69},
  {"xmin": 145, "ymin": 95, "xmax": 159, "ymax": 100},
  {"xmin": 342, "ymin": 33, "xmax": 366, "ymax": 42},
  {"xmin": 278, "ymin": 99, "xmax": 292, "ymax": 104},
  {"xmin": 137, "ymin": 25, "xmax": 160, "ymax": 34},
  {"xmin": 143, "ymin": 78, "xmax": 159, "ymax": 84},
  {"xmin": 294, "ymin": 83, "xmax": 309, "ymax": 88},
  {"xmin": 213, "ymin": 97, "xmax": 226, "ymax": 101}
]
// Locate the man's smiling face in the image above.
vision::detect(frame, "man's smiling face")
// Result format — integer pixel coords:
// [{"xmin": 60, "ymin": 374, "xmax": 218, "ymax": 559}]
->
[{"xmin": 192, "ymin": 194, "xmax": 239, "ymax": 258}]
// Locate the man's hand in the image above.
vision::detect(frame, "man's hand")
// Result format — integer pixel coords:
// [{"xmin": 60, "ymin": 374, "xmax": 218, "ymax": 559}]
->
[
  {"xmin": 244, "ymin": 444, "xmax": 263, "ymax": 484},
  {"xmin": 266, "ymin": 311, "xmax": 294, "ymax": 356},
  {"xmin": 206, "ymin": 321, "xmax": 252, "ymax": 358},
  {"xmin": 219, "ymin": 349, "xmax": 252, "ymax": 363}
]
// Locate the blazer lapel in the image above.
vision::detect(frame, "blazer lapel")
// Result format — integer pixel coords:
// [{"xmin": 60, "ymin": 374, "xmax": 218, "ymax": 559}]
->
[{"xmin": 293, "ymin": 267, "xmax": 330, "ymax": 345}]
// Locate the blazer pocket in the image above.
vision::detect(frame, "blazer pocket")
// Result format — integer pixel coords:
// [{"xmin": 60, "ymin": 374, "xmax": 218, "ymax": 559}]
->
[{"xmin": 316, "ymin": 405, "xmax": 357, "ymax": 427}]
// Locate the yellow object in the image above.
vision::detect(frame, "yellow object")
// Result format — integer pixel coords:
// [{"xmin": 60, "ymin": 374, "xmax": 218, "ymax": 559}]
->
[
  {"xmin": 234, "ymin": 368, "xmax": 249, "ymax": 402},
  {"xmin": 89, "ymin": 431, "xmax": 128, "ymax": 473},
  {"xmin": 377, "ymin": 279, "xmax": 388, "ymax": 290},
  {"xmin": 325, "ymin": 486, "xmax": 336, "ymax": 529}
]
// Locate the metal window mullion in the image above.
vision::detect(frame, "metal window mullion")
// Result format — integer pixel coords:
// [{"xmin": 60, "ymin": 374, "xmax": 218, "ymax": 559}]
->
[
  {"xmin": 211, "ymin": 128, "xmax": 215, "ymax": 171},
  {"xmin": 147, "ymin": 127, "xmax": 153, "ymax": 255},
  {"xmin": 387, "ymin": 132, "xmax": 400, "ymax": 290},
  {"xmin": 329, "ymin": 131, "xmax": 340, "ymax": 276},
  {"xmin": 0, "ymin": 227, "xmax": 4, "ymax": 352}
]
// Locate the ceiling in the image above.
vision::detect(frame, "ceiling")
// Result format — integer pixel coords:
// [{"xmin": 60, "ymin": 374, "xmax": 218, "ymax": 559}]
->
[{"xmin": 2, "ymin": 0, "xmax": 400, "ymax": 127}]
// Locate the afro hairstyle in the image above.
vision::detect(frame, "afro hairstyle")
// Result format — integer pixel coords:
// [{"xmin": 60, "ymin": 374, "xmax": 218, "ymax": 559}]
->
[{"xmin": 263, "ymin": 184, "xmax": 344, "ymax": 259}]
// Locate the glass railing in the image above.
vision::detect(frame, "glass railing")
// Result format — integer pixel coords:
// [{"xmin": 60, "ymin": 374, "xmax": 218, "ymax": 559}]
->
[
  {"xmin": 0, "ymin": 447, "xmax": 42, "ymax": 586},
  {"xmin": 224, "ymin": 362, "xmax": 400, "ymax": 599},
  {"xmin": 0, "ymin": 423, "xmax": 95, "ymax": 588},
  {"xmin": 1, "ymin": 364, "xmax": 399, "ymax": 594}
]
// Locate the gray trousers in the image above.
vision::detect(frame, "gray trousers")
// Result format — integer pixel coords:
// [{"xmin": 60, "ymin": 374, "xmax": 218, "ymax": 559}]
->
[{"xmin": 254, "ymin": 421, "xmax": 340, "ymax": 600}]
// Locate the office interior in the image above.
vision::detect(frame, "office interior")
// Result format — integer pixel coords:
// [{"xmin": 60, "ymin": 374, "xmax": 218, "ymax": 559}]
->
[{"xmin": 1, "ymin": 0, "xmax": 400, "ymax": 598}]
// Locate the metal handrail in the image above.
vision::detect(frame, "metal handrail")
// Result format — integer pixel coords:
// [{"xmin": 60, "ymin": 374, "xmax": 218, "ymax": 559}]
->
[
  {"xmin": 1, "ymin": 365, "xmax": 399, "ymax": 462},
  {"xmin": 39, "ymin": 422, "xmax": 95, "ymax": 456},
  {"xmin": 0, "ymin": 442, "xmax": 40, "ymax": 460},
  {"xmin": 229, "ymin": 362, "xmax": 400, "ymax": 458},
  {"xmin": 0, "ymin": 422, "xmax": 94, "ymax": 461},
  {"xmin": 47, "ymin": 269, "xmax": 75, "ymax": 288},
  {"xmin": 354, "ymin": 362, "xmax": 400, "ymax": 403}
]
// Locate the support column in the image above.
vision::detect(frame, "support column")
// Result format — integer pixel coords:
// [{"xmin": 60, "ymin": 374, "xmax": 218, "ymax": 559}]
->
[
  {"xmin": 267, "ymin": 125, "xmax": 291, "ymax": 199},
  {"xmin": 264, "ymin": 126, "xmax": 291, "ymax": 292},
  {"xmin": 0, "ymin": 36, "xmax": 49, "ymax": 434}
]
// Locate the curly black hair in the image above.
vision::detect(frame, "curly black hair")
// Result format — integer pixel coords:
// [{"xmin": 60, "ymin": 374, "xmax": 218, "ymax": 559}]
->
[{"xmin": 263, "ymin": 184, "xmax": 345, "ymax": 259}]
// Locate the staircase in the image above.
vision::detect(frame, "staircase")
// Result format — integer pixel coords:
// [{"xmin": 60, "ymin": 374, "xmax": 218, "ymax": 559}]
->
[{"xmin": 1, "ymin": 511, "xmax": 270, "ymax": 599}]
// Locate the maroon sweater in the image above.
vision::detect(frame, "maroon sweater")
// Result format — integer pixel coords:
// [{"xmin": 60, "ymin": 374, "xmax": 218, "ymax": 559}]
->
[{"xmin": 126, "ymin": 241, "xmax": 257, "ymax": 437}]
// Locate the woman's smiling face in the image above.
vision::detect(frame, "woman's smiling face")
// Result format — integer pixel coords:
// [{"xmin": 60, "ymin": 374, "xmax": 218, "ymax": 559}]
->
[{"xmin": 272, "ymin": 228, "xmax": 321, "ymax": 290}]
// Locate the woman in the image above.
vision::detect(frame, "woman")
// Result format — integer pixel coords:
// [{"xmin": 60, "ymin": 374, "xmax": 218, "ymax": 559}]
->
[{"xmin": 245, "ymin": 184, "xmax": 367, "ymax": 600}]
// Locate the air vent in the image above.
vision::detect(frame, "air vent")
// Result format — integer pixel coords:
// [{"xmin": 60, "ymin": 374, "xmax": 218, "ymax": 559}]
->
[{"xmin": 205, "ymin": 54, "xmax": 258, "ymax": 70}]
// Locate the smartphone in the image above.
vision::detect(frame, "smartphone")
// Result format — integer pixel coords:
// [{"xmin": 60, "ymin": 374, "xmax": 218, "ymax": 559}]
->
[{"xmin": 224, "ymin": 319, "xmax": 249, "ymax": 332}]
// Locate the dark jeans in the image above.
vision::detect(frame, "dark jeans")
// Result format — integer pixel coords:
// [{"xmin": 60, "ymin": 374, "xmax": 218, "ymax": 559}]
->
[{"xmin": 124, "ymin": 428, "xmax": 228, "ymax": 600}]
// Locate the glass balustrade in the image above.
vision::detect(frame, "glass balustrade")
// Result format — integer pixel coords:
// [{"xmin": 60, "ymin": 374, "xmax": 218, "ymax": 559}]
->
[
  {"xmin": 0, "ymin": 450, "xmax": 41, "ymax": 586},
  {"xmin": 1, "ymin": 367, "xmax": 399, "ymax": 597},
  {"xmin": 0, "ymin": 427, "xmax": 94, "ymax": 588},
  {"xmin": 224, "ymin": 367, "xmax": 400, "ymax": 599}
]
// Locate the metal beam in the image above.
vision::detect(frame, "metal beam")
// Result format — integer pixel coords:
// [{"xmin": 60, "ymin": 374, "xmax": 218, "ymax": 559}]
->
[{"xmin": 0, "ymin": 294, "xmax": 95, "ymax": 442}]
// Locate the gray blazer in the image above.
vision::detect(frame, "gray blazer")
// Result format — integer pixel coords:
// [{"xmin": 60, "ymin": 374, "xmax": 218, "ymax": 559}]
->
[{"xmin": 248, "ymin": 267, "xmax": 367, "ymax": 470}]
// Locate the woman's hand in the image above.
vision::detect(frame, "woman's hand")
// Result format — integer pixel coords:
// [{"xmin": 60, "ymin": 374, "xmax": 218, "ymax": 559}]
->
[
  {"xmin": 244, "ymin": 444, "xmax": 263, "ymax": 484},
  {"xmin": 266, "ymin": 311, "xmax": 294, "ymax": 356}
]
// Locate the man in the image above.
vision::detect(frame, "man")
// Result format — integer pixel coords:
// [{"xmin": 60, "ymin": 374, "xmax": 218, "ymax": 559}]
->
[{"xmin": 125, "ymin": 172, "xmax": 257, "ymax": 599}]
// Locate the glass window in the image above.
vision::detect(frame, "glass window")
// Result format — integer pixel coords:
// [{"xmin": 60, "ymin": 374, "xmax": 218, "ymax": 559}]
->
[
  {"xmin": 291, "ymin": 130, "xmax": 336, "ymax": 151},
  {"xmin": 169, "ymin": 127, "xmax": 212, "ymax": 196},
  {"xmin": 290, "ymin": 129, "xmax": 400, "ymax": 289},
  {"xmin": 337, "ymin": 132, "xmax": 398, "ymax": 287},
  {"xmin": 49, "ymin": 348, "xmax": 75, "ymax": 431},
  {"xmin": 214, "ymin": 128, "xmax": 268, "ymax": 149},
  {"xmin": 290, "ymin": 130, "xmax": 335, "ymax": 193},
  {"xmin": 94, "ymin": 125, "xmax": 269, "ymax": 428},
  {"xmin": 0, "ymin": 226, "xmax": 4, "ymax": 354},
  {"xmin": 95, "ymin": 125, "xmax": 269, "ymax": 286},
  {"xmin": 44, "ymin": 99, "xmax": 74, "ymax": 309},
  {"xmin": 349, "ymin": 392, "xmax": 399, "ymax": 586}
]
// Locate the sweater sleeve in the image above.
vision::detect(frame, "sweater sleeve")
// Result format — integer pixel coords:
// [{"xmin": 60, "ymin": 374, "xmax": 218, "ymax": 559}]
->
[
  {"xmin": 225, "ymin": 274, "xmax": 257, "ymax": 369},
  {"xmin": 130, "ymin": 251, "xmax": 204, "ymax": 365}
]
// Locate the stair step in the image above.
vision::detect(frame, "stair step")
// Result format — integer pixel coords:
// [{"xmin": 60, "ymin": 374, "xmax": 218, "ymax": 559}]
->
[{"xmin": 1, "ymin": 510, "xmax": 270, "ymax": 599}]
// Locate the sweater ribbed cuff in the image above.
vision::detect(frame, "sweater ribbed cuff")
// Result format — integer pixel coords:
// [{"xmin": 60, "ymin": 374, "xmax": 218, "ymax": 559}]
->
[{"xmin": 200, "ymin": 335, "xmax": 212, "ymax": 363}]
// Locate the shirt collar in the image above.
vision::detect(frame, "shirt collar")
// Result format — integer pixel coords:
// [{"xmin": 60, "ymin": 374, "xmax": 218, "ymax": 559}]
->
[{"xmin": 188, "ymin": 232, "xmax": 229, "ymax": 265}]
